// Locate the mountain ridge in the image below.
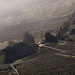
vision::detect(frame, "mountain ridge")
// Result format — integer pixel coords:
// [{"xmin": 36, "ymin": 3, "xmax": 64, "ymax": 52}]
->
[{"xmin": 56, "ymin": 12, "xmax": 75, "ymax": 40}]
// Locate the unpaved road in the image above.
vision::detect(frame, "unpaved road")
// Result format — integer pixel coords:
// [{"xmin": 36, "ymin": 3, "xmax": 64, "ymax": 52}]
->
[
  {"xmin": 11, "ymin": 44, "xmax": 75, "ymax": 75},
  {"xmin": 39, "ymin": 44, "xmax": 75, "ymax": 59},
  {"xmin": 55, "ymin": 53, "xmax": 75, "ymax": 59},
  {"xmin": 11, "ymin": 64, "xmax": 20, "ymax": 75},
  {"xmin": 10, "ymin": 56, "xmax": 44, "ymax": 75},
  {"xmin": 39, "ymin": 44, "xmax": 66, "ymax": 52}
]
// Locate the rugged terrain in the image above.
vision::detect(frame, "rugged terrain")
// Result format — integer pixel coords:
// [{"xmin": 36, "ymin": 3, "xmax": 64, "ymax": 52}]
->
[
  {"xmin": 0, "ymin": 0, "xmax": 75, "ymax": 42},
  {"xmin": 57, "ymin": 12, "xmax": 75, "ymax": 40},
  {"xmin": 0, "ymin": 42, "xmax": 75, "ymax": 75},
  {"xmin": 50, "ymin": 12, "xmax": 75, "ymax": 41},
  {"xmin": 0, "ymin": 0, "xmax": 75, "ymax": 75},
  {"xmin": 0, "ymin": 12, "xmax": 75, "ymax": 74}
]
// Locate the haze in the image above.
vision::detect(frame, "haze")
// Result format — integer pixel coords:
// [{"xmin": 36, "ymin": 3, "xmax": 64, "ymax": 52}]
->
[{"xmin": 0, "ymin": 0, "xmax": 75, "ymax": 26}]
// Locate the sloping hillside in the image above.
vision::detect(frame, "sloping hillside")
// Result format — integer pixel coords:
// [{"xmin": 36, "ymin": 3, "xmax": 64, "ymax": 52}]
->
[
  {"xmin": 0, "ymin": 0, "xmax": 75, "ymax": 42},
  {"xmin": 0, "ymin": 42, "xmax": 75, "ymax": 75},
  {"xmin": 0, "ymin": 14, "xmax": 71, "ymax": 43},
  {"xmin": 56, "ymin": 12, "xmax": 75, "ymax": 40},
  {"xmin": 1, "ymin": 42, "xmax": 38, "ymax": 64},
  {"xmin": 12, "ymin": 42, "xmax": 75, "ymax": 75}
]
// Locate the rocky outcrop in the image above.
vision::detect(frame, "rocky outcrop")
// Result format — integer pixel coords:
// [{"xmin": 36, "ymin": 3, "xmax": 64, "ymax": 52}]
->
[
  {"xmin": 2, "ymin": 42, "xmax": 37, "ymax": 64},
  {"xmin": 41, "ymin": 32, "xmax": 58, "ymax": 44},
  {"xmin": 56, "ymin": 12, "xmax": 75, "ymax": 40}
]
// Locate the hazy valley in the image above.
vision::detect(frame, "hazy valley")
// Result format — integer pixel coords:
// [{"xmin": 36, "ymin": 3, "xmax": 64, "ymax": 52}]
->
[
  {"xmin": 0, "ymin": 0, "xmax": 75, "ymax": 42},
  {"xmin": 0, "ymin": 0, "xmax": 75, "ymax": 75}
]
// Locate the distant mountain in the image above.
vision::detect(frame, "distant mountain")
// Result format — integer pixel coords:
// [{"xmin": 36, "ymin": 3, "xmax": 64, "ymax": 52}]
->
[
  {"xmin": 0, "ymin": 0, "xmax": 75, "ymax": 26},
  {"xmin": 0, "ymin": 0, "xmax": 75, "ymax": 42},
  {"xmin": 0, "ymin": 15, "xmax": 71, "ymax": 43},
  {"xmin": 56, "ymin": 12, "xmax": 75, "ymax": 41}
]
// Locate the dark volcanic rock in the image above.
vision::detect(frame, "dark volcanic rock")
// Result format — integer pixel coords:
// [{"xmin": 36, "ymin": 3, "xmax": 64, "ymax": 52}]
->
[
  {"xmin": 41, "ymin": 32, "xmax": 58, "ymax": 44},
  {"xmin": 2, "ymin": 42, "xmax": 37, "ymax": 64}
]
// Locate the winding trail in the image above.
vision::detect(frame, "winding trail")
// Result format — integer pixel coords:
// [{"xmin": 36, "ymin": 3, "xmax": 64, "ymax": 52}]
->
[
  {"xmin": 55, "ymin": 53, "xmax": 75, "ymax": 59},
  {"xmin": 44, "ymin": 45, "xmax": 66, "ymax": 53},
  {"xmin": 10, "ymin": 56, "xmax": 44, "ymax": 75},
  {"xmin": 10, "ymin": 44, "xmax": 75, "ymax": 75},
  {"xmin": 39, "ymin": 44, "xmax": 66, "ymax": 52},
  {"xmin": 11, "ymin": 64, "xmax": 20, "ymax": 75},
  {"xmin": 39, "ymin": 44, "xmax": 75, "ymax": 59}
]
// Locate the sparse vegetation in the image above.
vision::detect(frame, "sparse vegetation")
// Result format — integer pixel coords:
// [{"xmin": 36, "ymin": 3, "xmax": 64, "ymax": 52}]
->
[
  {"xmin": 8, "ymin": 41, "xmax": 15, "ymax": 46},
  {"xmin": 0, "ymin": 8, "xmax": 75, "ymax": 75},
  {"xmin": 15, "ymin": 43, "xmax": 75, "ymax": 75}
]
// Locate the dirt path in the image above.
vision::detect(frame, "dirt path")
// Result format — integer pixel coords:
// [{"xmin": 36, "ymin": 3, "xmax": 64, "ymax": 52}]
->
[
  {"xmin": 44, "ymin": 45, "xmax": 66, "ymax": 53},
  {"xmin": 13, "ymin": 44, "xmax": 75, "ymax": 66},
  {"xmin": 11, "ymin": 64, "xmax": 20, "ymax": 75},
  {"xmin": 39, "ymin": 44, "xmax": 66, "ymax": 53},
  {"xmin": 11, "ymin": 44, "xmax": 75, "ymax": 75},
  {"xmin": 13, "ymin": 56, "xmax": 45, "ymax": 66},
  {"xmin": 39, "ymin": 44, "xmax": 75, "ymax": 59},
  {"xmin": 10, "ymin": 56, "xmax": 46, "ymax": 75},
  {"xmin": 55, "ymin": 53, "xmax": 75, "ymax": 59}
]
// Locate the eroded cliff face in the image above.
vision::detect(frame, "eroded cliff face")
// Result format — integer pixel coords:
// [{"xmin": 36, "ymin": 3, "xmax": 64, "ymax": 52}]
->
[{"xmin": 56, "ymin": 12, "xmax": 75, "ymax": 40}]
